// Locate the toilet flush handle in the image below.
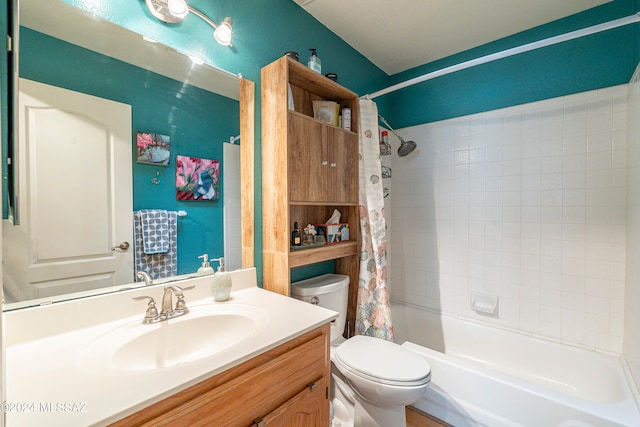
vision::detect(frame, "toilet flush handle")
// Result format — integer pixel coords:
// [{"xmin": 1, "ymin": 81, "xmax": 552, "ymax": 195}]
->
[{"xmin": 308, "ymin": 296, "xmax": 319, "ymax": 305}]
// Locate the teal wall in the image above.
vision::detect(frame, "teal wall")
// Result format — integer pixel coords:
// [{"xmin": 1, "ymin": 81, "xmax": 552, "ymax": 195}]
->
[
  {"xmin": 2, "ymin": 0, "xmax": 640, "ymax": 286},
  {"xmin": 381, "ymin": 0, "xmax": 640, "ymax": 128},
  {"xmin": 20, "ymin": 28, "xmax": 239, "ymax": 275},
  {"xmin": 58, "ymin": 0, "xmax": 389, "ymax": 284},
  {"xmin": 60, "ymin": 0, "xmax": 388, "ymax": 96}
]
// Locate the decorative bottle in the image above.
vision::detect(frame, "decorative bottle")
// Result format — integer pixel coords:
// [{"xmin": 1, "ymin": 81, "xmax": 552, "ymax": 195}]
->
[
  {"xmin": 307, "ymin": 48, "xmax": 321, "ymax": 74},
  {"xmin": 342, "ymin": 106, "xmax": 351, "ymax": 131},
  {"xmin": 291, "ymin": 221, "xmax": 302, "ymax": 246}
]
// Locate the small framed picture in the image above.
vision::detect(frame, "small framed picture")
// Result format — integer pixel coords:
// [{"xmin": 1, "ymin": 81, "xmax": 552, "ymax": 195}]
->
[
  {"xmin": 176, "ymin": 155, "xmax": 220, "ymax": 201},
  {"xmin": 136, "ymin": 132, "xmax": 171, "ymax": 166}
]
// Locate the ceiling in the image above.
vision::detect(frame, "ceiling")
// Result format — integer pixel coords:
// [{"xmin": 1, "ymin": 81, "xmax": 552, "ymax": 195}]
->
[{"xmin": 293, "ymin": 0, "xmax": 611, "ymax": 75}]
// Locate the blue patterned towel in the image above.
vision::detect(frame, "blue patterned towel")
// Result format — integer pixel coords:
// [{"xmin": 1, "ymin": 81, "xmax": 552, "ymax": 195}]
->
[
  {"xmin": 134, "ymin": 211, "xmax": 178, "ymax": 280},
  {"xmin": 138, "ymin": 209, "xmax": 170, "ymax": 254}
]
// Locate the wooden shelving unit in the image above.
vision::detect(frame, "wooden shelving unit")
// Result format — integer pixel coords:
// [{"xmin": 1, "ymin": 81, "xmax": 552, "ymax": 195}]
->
[{"xmin": 261, "ymin": 56, "xmax": 360, "ymax": 324}]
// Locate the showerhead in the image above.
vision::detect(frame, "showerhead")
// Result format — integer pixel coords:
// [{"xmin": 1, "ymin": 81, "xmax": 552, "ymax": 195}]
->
[
  {"xmin": 378, "ymin": 114, "xmax": 417, "ymax": 157},
  {"xmin": 398, "ymin": 138, "xmax": 417, "ymax": 157}
]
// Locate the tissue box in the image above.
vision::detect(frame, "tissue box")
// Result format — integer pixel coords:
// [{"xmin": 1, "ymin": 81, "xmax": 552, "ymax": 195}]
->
[{"xmin": 315, "ymin": 223, "xmax": 349, "ymax": 244}]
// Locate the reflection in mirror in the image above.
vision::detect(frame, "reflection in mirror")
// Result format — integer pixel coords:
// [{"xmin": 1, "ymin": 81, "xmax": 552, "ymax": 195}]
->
[{"xmin": 3, "ymin": 0, "xmax": 242, "ymax": 309}]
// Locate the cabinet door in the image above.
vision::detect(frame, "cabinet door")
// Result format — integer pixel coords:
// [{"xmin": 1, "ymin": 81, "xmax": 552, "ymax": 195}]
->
[
  {"xmin": 254, "ymin": 377, "xmax": 328, "ymax": 427},
  {"xmin": 288, "ymin": 114, "xmax": 327, "ymax": 202},
  {"xmin": 327, "ymin": 128, "xmax": 358, "ymax": 204}
]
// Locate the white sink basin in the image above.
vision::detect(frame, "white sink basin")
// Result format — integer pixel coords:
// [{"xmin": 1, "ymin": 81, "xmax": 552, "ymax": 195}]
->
[{"xmin": 77, "ymin": 303, "xmax": 269, "ymax": 373}]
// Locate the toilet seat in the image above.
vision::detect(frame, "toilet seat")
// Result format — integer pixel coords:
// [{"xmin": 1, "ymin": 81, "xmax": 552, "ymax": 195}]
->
[{"xmin": 334, "ymin": 335, "xmax": 431, "ymax": 387}]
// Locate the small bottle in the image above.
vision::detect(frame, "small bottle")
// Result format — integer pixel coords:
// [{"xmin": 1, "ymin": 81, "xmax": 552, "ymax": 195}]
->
[
  {"xmin": 212, "ymin": 258, "xmax": 232, "ymax": 302},
  {"xmin": 291, "ymin": 221, "xmax": 302, "ymax": 246},
  {"xmin": 307, "ymin": 48, "xmax": 321, "ymax": 74},
  {"xmin": 342, "ymin": 106, "xmax": 351, "ymax": 131},
  {"xmin": 196, "ymin": 254, "xmax": 214, "ymax": 276},
  {"xmin": 380, "ymin": 130, "xmax": 391, "ymax": 156}
]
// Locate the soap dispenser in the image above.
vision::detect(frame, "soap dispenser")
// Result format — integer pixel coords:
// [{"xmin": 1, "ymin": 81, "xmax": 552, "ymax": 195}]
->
[
  {"xmin": 196, "ymin": 254, "xmax": 215, "ymax": 276},
  {"xmin": 212, "ymin": 257, "xmax": 232, "ymax": 302},
  {"xmin": 307, "ymin": 48, "xmax": 321, "ymax": 74}
]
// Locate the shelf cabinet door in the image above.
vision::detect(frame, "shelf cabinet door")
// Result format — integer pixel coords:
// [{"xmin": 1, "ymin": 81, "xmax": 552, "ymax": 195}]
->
[
  {"xmin": 327, "ymin": 127, "xmax": 358, "ymax": 204},
  {"xmin": 288, "ymin": 114, "xmax": 327, "ymax": 202},
  {"xmin": 289, "ymin": 114, "xmax": 358, "ymax": 204}
]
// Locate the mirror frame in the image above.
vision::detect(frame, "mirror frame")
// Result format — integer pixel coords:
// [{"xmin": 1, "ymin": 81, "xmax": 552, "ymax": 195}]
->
[{"xmin": 240, "ymin": 79, "xmax": 255, "ymax": 270}]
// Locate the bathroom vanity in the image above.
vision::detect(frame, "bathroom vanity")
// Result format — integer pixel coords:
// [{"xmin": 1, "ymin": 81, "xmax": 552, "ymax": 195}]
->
[
  {"xmin": 3, "ymin": 268, "xmax": 336, "ymax": 426},
  {"xmin": 110, "ymin": 326, "xmax": 329, "ymax": 426}
]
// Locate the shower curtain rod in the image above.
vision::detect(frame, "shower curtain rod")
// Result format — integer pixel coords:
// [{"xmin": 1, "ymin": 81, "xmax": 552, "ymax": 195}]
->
[{"xmin": 366, "ymin": 13, "xmax": 640, "ymax": 99}]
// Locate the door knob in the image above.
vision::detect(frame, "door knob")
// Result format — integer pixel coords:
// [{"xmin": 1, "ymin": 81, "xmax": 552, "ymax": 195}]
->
[{"xmin": 111, "ymin": 241, "xmax": 130, "ymax": 252}]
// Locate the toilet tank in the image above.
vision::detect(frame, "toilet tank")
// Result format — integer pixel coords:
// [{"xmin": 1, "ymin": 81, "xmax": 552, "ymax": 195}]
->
[{"xmin": 291, "ymin": 274, "xmax": 349, "ymax": 343}]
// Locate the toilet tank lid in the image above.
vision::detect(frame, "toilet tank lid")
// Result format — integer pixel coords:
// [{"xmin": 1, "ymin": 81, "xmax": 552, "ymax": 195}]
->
[{"xmin": 291, "ymin": 274, "xmax": 349, "ymax": 296}]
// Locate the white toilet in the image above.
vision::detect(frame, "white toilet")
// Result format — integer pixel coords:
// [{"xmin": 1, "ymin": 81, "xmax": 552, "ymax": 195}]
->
[{"xmin": 291, "ymin": 274, "xmax": 431, "ymax": 427}]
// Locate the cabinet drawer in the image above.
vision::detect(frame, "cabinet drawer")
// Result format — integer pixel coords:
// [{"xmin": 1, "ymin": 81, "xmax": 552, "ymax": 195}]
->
[
  {"xmin": 143, "ymin": 331, "xmax": 329, "ymax": 426},
  {"xmin": 252, "ymin": 376, "xmax": 328, "ymax": 427}
]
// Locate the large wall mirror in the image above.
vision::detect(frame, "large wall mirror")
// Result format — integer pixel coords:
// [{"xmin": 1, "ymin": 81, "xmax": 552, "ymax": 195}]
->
[{"xmin": 2, "ymin": 0, "xmax": 254, "ymax": 310}]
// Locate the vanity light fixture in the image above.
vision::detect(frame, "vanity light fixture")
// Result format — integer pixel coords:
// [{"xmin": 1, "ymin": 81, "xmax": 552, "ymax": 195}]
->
[{"xmin": 144, "ymin": 0, "xmax": 233, "ymax": 47}]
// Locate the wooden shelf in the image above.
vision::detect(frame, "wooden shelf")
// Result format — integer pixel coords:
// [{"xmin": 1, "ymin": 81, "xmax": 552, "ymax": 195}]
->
[
  {"xmin": 288, "ymin": 110, "xmax": 357, "ymax": 136},
  {"xmin": 286, "ymin": 58, "xmax": 357, "ymax": 102},
  {"xmin": 262, "ymin": 54, "xmax": 360, "ymax": 323},
  {"xmin": 289, "ymin": 242, "xmax": 358, "ymax": 268}
]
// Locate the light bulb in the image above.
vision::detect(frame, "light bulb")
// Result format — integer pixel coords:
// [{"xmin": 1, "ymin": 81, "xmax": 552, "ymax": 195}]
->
[
  {"xmin": 167, "ymin": 0, "xmax": 189, "ymax": 19},
  {"xmin": 214, "ymin": 18, "xmax": 233, "ymax": 46}
]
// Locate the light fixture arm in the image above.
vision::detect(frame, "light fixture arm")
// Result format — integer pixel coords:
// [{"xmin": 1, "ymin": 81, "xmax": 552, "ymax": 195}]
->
[
  {"xmin": 144, "ymin": 0, "xmax": 233, "ymax": 47},
  {"xmin": 188, "ymin": 6, "xmax": 219, "ymax": 30}
]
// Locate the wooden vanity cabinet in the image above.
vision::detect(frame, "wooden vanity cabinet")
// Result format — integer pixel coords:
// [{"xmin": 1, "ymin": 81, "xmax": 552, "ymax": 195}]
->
[
  {"xmin": 108, "ymin": 324, "xmax": 330, "ymax": 427},
  {"xmin": 261, "ymin": 56, "xmax": 360, "ymax": 331}
]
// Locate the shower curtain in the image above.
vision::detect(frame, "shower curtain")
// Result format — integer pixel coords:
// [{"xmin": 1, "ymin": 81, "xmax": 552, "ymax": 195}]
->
[{"xmin": 356, "ymin": 98, "xmax": 394, "ymax": 341}]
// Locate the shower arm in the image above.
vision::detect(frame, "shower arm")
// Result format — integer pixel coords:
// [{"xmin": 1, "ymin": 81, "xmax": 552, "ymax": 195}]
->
[{"xmin": 378, "ymin": 115, "xmax": 406, "ymax": 143}]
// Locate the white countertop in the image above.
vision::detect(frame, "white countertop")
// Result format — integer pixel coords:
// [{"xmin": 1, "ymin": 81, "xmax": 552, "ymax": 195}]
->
[{"xmin": 4, "ymin": 268, "xmax": 337, "ymax": 426}]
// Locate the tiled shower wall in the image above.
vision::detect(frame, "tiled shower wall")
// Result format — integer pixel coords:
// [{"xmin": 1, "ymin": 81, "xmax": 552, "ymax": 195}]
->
[
  {"xmin": 624, "ymin": 66, "xmax": 640, "ymax": 385},
  {"xmin": 386, "ymin": 85, "xmax": 628, "ymax": 353}
]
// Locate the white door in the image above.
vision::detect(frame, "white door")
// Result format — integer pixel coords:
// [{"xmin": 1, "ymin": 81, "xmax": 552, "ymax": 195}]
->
[{"xmin": 5, "ymin": 78, "xmax": 132, "ymax": 299}]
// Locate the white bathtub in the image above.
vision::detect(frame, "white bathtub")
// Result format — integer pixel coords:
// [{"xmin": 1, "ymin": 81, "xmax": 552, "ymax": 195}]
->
[{"xmin": 391, "ymin": 302, "xmax": 640, "ymax": 427}]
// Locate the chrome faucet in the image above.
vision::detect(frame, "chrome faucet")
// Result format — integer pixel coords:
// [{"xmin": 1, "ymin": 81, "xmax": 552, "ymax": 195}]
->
[
  {"xmin": 161, "ymin": 284, "xmax": 195, "ymax": 317},
  {"xmin": 133, "ymin": 284, "xmax": 194, "ymax": 324},
  {"xmin": 136, "ymin": 271, "xmax": 153, "ymax": 286}
]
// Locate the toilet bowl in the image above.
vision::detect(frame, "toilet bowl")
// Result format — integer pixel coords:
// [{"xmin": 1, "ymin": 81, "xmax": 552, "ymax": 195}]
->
[{"xmin": 291, "ymin": 274, "xmax": 431, "ymax": 427}]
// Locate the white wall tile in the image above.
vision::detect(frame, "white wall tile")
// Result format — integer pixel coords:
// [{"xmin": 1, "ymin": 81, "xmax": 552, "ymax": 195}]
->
[{"xmin": 389, "ymin": 85, "xmax": 627, "ymax": 354}]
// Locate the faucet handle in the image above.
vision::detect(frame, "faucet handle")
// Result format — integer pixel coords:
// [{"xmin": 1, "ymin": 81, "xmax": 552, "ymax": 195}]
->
[
  {"xmin": 133, "ymin": 296, "xmax": 159, "ymax": 323},
  {"xmin": 170, "ymin": 285, "xmax": 195, "ymax": 313}
]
